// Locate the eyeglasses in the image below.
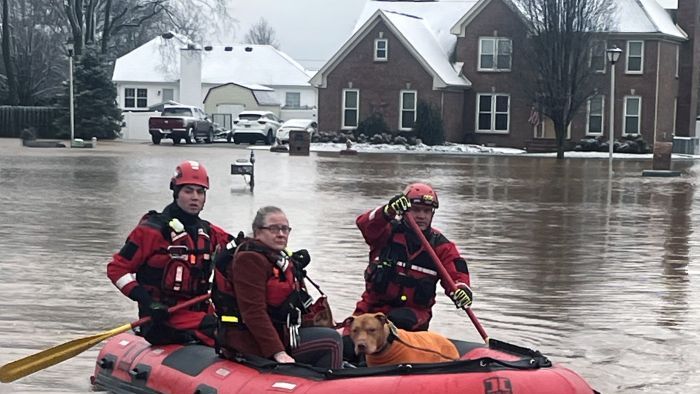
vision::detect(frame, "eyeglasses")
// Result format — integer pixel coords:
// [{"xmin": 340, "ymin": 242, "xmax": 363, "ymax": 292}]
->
[{"xmin": 259, "ymin": 225, "xmax": 292, "ymax": 234}]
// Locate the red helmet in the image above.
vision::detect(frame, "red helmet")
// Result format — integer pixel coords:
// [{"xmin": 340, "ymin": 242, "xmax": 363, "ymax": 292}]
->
[
  {"xmin": 170, "ymin": 160, "xmax": 209, "ymax": 190},
  {"xmin": 403, "ymin": 183, "xmax": 439, "ymax": 209}
]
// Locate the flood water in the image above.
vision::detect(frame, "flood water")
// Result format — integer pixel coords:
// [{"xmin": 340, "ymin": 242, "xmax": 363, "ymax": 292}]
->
[{"xmin": 0, "ymin": 139, "xmax": 698, "ymax": 393}]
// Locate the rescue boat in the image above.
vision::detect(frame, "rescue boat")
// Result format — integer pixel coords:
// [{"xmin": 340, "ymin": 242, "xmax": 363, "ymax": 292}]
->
[{"xmin": 91, "ymin": 332, "xmax": 597, "ymax": 394}]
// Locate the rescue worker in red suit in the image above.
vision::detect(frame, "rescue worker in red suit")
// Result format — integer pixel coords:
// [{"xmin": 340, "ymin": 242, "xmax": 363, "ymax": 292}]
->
[
  {"xmin": 107, "ymin": 160, "xmax": 231, "ymax": 346},
  {"xmin": 352, "ymin": 183, "xmax": 473, "ymax": 332},
  {"xmin": 212, "ymin": 206, "xmax": 343, "ymax": 369}
]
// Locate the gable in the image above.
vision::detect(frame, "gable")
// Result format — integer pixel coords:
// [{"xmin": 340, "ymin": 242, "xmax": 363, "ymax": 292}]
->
[{"xmin": 311, "ymin": 9, "xmax": 470, "ymax": 90}]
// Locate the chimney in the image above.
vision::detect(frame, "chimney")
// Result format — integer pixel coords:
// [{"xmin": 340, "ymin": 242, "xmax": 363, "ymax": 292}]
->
[
  {"xmin": 179, "ymin": 45, "xmax": 202, "ymax": 107},
  {"xmin": 676, "ymin": 0, "xmax": 700, "ymax": 137}
]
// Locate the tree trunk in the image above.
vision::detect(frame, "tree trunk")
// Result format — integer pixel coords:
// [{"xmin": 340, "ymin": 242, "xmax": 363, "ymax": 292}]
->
[
  {"xmin": 100, "ymin": 0, "xmax": 111, "ymax": 54},
  {"xmin": 555, "ymin": 124, "xmax": 566, "ymax": 159},
  {"xmin": 2, "ymin": 0, "xmax": 18, "ymax": 105}
]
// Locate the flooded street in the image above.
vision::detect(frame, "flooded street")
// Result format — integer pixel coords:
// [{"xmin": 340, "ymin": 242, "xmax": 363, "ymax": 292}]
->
[{"xmin": 0, "ymin": 138, "xmax": 698, "ymax": 393}]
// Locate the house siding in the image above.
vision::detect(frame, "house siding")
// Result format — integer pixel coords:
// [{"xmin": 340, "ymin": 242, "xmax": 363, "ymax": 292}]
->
[
  {"xmin": 318, "ymin": 20, "xmax": 462, "ymax": 138},
  {"xmin": 455, "ymin": 0, "xmax": 532, "ymax": 148}
]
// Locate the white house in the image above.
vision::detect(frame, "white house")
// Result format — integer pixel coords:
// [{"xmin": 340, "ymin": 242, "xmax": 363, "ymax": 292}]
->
[{"xmin": 112, "ymin": 33, "xmax": 318, "ymax": 135}]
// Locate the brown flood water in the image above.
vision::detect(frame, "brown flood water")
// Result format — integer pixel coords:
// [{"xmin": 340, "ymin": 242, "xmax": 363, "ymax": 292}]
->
[{"xmin": 0, "ymin": 139, "xmax": 698, "ymax": 393}]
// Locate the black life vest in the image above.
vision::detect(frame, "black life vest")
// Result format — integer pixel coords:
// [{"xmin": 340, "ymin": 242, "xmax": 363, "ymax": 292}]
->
[{"xmin": 135, "ymin": 210, "xmax": 213, "ymax": 305}]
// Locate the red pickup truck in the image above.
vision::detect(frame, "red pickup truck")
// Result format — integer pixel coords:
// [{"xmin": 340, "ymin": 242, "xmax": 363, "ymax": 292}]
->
[{"xmin": 148, "ymin": 105, "xmax": 215, "ymax": 145}]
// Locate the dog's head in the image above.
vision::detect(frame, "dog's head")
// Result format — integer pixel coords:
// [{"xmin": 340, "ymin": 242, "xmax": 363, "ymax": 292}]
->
[{"xmin": 344, "ymin": 312, "xmax": 392, "ymax": 356}]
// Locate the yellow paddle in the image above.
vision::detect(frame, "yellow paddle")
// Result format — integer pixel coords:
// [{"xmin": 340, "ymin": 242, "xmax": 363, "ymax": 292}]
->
[{"xmin": 0, "ymin": 293, "xmax": 210, "ymax": 383}]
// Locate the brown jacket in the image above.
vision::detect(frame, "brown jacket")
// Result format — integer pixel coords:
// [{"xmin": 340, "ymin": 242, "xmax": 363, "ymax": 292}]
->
[{"xmin": 221, "ymin": 249, "xmax": 286, "ymax": 358}]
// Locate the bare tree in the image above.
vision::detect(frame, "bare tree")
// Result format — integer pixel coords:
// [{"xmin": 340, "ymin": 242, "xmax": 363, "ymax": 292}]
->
[
  {"xmin": 244, "ymin": 17, "xmax": 279, "ymax": 49},
  {"xmin": 516, "ymin": 0, "xmax": 614, "ymax": 158},
  {"xmin": 1, "ymin": 0, "xmax": 18, "ymax": 104},
  {"xmin": 1, "ymin": 0, "xmax": 65, "ymax": 105}
]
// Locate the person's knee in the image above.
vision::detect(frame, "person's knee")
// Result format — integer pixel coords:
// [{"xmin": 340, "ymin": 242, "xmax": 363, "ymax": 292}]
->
[{"xmin": 386, "ymin": 308, "xmax": 420, "ymax": 331}]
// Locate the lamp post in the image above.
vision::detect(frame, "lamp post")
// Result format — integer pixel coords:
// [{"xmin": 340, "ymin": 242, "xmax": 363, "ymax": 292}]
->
[
  {"xmin": 606, "ymin": 46, "xmax": 622, "ymax": 177},
  {"xmin": 67, "ymin": 43, "xmax": 75, "ymax": 148}
]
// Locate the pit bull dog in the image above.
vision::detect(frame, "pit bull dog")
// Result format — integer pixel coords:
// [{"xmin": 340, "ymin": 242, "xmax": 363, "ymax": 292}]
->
[{"xmin": 345, "ymin": 312, "xmax": 459, "ymax": 367}]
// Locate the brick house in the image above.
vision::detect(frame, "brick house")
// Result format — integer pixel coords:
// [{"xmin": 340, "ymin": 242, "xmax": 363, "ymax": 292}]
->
[{"xmin": 311, "ymin": 0, "xmax": 697, "ymax": 151}]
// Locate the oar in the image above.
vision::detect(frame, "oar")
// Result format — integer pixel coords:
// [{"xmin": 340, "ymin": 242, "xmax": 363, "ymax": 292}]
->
[
  {"xmin": 404, "ymin": 214, "xmax": 490, "ymax": 344},
  {"xmin": 0, "ymin": 293, "xmax": 210, "ymax": 383}
]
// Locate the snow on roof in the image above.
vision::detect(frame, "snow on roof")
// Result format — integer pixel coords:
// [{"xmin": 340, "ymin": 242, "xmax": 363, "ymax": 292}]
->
[
  {"xmin": 613, "ymin": 0, "xmax": 686, "ymax": 39},
  {"xmin": 313, "ymin": 1, "xmax": 477, "ymax": 88},
  {"xmin": 380, "ymin": 10, "xmax": 470, "ymax": 87},
  {"xmin": 354, "ymin": 0, "xmax": 479, "ymax": 56},
  {"xmin": 112, "ymin": 37, "xmax": 312, "ymax": 87}
]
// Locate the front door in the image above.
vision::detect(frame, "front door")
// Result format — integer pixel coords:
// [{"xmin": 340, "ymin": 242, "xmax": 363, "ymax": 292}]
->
[{"xmin": 533, "ymin": 116, "xmax": 570, "ymax": 139}]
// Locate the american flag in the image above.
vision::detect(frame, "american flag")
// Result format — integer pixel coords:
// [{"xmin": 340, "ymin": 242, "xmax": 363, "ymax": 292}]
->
[{"xmin": 528, "ymin": 106, "xmax": 540, "ymax": 126}]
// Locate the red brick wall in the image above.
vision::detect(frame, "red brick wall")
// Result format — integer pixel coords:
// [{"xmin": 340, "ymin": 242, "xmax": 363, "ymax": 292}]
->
[{"xmin": 317, "ymin": 19, "xmax": 464, "ymax": 140}]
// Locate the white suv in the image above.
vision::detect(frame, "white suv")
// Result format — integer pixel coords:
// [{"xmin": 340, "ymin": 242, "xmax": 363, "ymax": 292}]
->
[{"xmin": 229, "ymin": 111, "xmax": 282, "ymax": 145}]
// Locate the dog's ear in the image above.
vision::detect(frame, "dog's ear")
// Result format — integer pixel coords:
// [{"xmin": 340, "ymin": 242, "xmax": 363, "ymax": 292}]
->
[
  {"xmin": 342, "ymin": 316, "xmax": 355, "ymax": 327},
  {"xmin": 375, "ymin": 313, "xmax": 388, "ymax": 325}
]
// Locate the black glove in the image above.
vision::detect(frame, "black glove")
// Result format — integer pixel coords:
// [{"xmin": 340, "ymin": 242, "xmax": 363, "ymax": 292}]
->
[
  {"xmin": 143, "ymin": 301, "xmax": 170, "ymax": 324},
  {"xmin": 291, "ymin": 249, "xmax": 311, "ymax": 269},
  {"xmin": 129, "ymin": 286, "xmax": 170, "ymax": 324},
  {"xmin": 449, "ymin": 282, "xmax": 473, "ymax": 309},
  {"xmin": 384, "ymin": 194, "xmax": 411, "ymax": 217}
]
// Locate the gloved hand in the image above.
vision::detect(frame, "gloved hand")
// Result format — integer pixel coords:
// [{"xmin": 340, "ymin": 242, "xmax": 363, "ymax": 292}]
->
[
  {"xmin": 143, "ymin": 301, "xmax": 171, "ymax": 324},
  {"xmin": 449, "ymin": 282, "xmax": 473, "ymax": 309},
  {"xmin": 384, "ymin": 194, "xmax": 411, "ymax": 217},
  {"xmin": 291, "ymin": 249, "xmax": 311, "ymax": 269}
]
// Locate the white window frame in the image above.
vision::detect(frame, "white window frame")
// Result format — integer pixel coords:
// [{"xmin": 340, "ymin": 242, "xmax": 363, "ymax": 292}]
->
[
  {"xmin": 124, "ymin": 88, "xmax": 147, "ymax": 108},
  {"xmin": 399, "ymin": 90, "xmax": 417, "ymax": 131},
  {"xmin": 586, "ymin": 95, "xmax": 605, "ymax": 135},
  {"xmin": 590, "ymin": 41, "xmax": 606, "ymax": 73},
  {"xmin": 475, "ymin": 93, "xmax": 510, "ymax": 133},
  {"xmin": 374, "ymin": 38, "xmax": 388, "ymax": 62},
  {"xmin": 478, "ymin": 37, "xmax": 512, "ymax": 72},
  {"xmin": 342, "ymin": 89, "xmax": 359, "ymax": 129},
  {"xmin": 626, "ymin": 41, "xmax": 644, "ymax": 74},
  {"xmin": 622, "ymin": 96, "xmax": 642, "ymax": 135},
  {"xmin": 285, "ymin": 92, "xmax": 301, "ymax": 109}
]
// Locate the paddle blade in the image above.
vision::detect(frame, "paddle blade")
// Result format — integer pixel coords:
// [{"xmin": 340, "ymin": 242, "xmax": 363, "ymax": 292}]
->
[{"xmin": 0, "ymin": 323, "xmax": 132, "ymax": 383}]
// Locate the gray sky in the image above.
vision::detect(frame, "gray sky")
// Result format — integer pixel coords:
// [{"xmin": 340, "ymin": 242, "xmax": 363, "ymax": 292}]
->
[{"xmin": 228, "ymin": 0, "xmax": 368, "ymax": 70}]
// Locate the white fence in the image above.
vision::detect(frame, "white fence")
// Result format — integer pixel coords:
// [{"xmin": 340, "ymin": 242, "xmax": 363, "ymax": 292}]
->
[{"xmin": 120, "ymin": 111, "xmax": 160, "ymax": 141}]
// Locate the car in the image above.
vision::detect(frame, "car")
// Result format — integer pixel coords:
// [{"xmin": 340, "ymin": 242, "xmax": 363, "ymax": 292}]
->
[
  {"xmin": 229, "ymin": 111, "xmax": 282, "ymax": 145},
  {"xmin": 148, "ymin": 105, "xmax": 215, "ymax": 145},
  {"xmin": 275, "ymin": 119, "xmax": 318, "ymax": 144}
]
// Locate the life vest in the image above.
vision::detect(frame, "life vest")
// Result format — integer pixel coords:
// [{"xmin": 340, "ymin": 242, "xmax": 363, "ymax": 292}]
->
[
  {"xmin": 135, "ymin": 211, "xmax": 213, "ymax": 306},
  {"xmin": 212, "ymin": 239, "xmax": 312, "ymax": 329},
  {"xmin": 365, "ymin": 224, "xmax": 451, "ymax": 308}
]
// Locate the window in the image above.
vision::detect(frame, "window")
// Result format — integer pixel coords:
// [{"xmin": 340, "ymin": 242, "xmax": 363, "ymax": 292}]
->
[
  {"xmin": 285, "ymin": 92, "xmax": 301, "ymax": 108},
  {"xmin": 124, "ymin": 88, "xmax": 147, "ymax": 108},
  {"xmin": 586, "ymin": 95, "xmax": 604, "ymax": 135},
  {"xmin": 590, "ymin": 41, "xmax": 606, "ymax": 73},
  {"xmin": 400, "ymin": 90, "xmax": 417, "ymax": 130},
  {"xmin": 478, "ymin": 37, "xmax": 512, "ymax": 71},
  {"xmin": 374, "ymin": 39, "xmax": 388, "ymax": 61},
  {"xmin": 476, "ymin": 93, "xmax": 509, "ymax": 133},
  {"xmin": 342, "ymin": 89, "xmax": 359, "ymax": 129},
  {"xmin": 623, "ymin": 96, "xmax": 641, "ymax": 134},
  {"xmin": 626, "ymin": 41, "xmax": 644, "ymax": 74}
]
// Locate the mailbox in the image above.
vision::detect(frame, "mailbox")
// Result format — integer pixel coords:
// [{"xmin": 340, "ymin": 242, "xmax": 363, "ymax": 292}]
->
[{"xmin": 231, "ymin": 159, "xmax": 253, "ymax": 175}]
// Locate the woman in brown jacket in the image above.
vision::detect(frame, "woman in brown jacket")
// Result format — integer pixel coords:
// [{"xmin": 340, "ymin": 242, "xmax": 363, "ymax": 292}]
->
[{"xmin": 213, "ymin": 206, "xmax": 343, "ymax": 369}]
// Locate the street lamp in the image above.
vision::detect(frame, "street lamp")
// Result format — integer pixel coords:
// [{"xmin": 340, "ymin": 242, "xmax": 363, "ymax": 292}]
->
[
  {"xmin": 67, "ymin": 42, "xmax": 75, "ymax": 148},
  {"xmin": 606, "ymin": 45, "xmax": 622, "ymax": 177}
]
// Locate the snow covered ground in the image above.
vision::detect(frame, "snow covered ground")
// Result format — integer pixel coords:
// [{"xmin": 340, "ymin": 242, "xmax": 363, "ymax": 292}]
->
[{"xmin": 276, "ymin": 141, "xmax": 700, "ymax": 161}]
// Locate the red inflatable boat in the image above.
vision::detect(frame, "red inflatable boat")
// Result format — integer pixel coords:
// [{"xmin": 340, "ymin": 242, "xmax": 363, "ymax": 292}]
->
[{"xmin": 91, "ymin": 332, "xmax": 597, "ymax": 394}]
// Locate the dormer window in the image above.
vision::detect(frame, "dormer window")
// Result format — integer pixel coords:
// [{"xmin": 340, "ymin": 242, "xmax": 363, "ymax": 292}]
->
[{"xmin": 374, "ymin": 38, "xmax": 388, "ymax": 62}]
